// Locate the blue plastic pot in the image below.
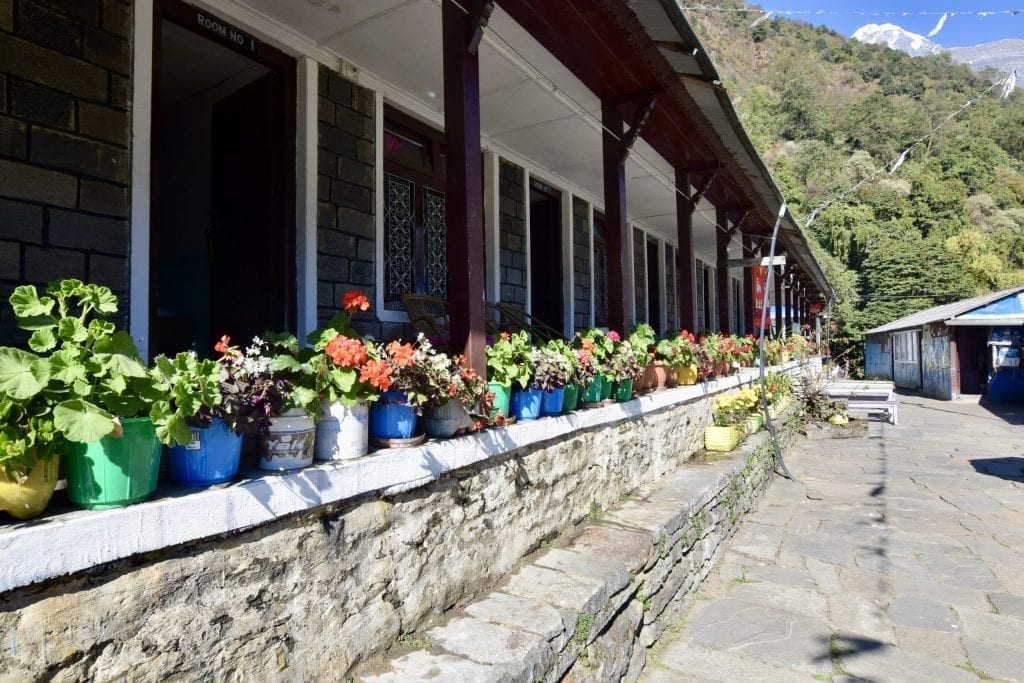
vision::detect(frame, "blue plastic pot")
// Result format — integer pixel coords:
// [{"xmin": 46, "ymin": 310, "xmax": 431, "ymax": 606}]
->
[
  {"xmin": 167, "ymin": 418, "xmax": 243, "ymax": 486},
  {"xmin": 510, "ymin": 386, "xmax": 542, "ymax": 421},
  {"xmin": 539, "ymin": 387, "xmax": 566, "ymax": 416},
  {"xmin": 369, "ymin": 391, "xmax": 417, "ymax": 439}
]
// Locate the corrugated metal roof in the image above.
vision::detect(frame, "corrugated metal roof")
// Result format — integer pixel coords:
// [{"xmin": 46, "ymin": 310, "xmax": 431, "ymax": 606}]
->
[
  {"xmin": 865, "ymin": 285, "xmax": 1024, "ymax": 335},
  {"xmin": 946, "ymin": 289, "xmax": 1024, "ymax": 326}
]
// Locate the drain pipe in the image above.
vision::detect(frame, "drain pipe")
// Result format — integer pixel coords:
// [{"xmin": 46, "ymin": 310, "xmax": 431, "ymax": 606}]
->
[{"xmin": 757, "ymin": 204, "xmax": 798, "ymax": 482}]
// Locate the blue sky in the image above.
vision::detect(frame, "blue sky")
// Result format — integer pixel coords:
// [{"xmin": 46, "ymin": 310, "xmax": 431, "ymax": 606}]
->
[{"xmin": 742, "ymin": 1, "xmax": 1024, "ymax": 47}]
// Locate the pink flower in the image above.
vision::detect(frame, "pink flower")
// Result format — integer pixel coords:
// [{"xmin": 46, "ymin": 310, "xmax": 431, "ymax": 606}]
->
[{"xmin": 607, "ymin": 330, "xmax": 621, "ymax": 342}]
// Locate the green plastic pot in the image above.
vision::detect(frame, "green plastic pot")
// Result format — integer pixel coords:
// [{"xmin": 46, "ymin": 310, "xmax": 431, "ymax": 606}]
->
[
  {"xmin": 599, "ymin": 374, "xmax": 613, "ymax": 401},
  {"xmin": 488, "ymin": 381, "xmax": 512, "ymax": 418},
  {"xmin": 612, "ymin": 379, "xmax": 633, "ymax": 402},
  {"xmin": 65, "ymin": 417, "xmax": 162, "ymax": 510},
  {"xmin": 581, "ymin": 377, "xmax": 603, "ymax": 403},
  {"xmin": 562, "ymin": 384, "xmax": 580, "ymax": 413}
]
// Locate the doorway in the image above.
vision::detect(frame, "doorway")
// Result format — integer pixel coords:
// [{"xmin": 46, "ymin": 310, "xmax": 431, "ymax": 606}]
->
[
  {"xmin": 646, "ymin": 238, "xmax": 660, "ymax": 332},
  {"xmin": 151, "ymin": 3, "xmax": 296, "ymax": 357},
  {"xmin": 529, "ymin": 179, "xmax": 563, "ymax": 334},
  {"xmin": 955, "ymin": 327, "xmax": 988, "ymax": 394}
]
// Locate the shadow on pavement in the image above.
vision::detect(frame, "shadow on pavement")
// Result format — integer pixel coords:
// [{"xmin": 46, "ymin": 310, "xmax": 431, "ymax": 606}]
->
[
  {"xmin": 978, "ymin": 397, "xmax": 1024, "ymax": 426},
  {"xmin": 813, "ymin": 632, "xmax": 887, "ymax": 669},
  {"xmin": 969, "ymin": 457, "xmax": 1024, "ymax": 483}
]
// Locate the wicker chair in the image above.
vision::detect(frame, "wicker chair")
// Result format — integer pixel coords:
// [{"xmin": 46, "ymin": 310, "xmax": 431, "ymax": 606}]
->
[
  {"xmin": 401, "ymin": 294, "xmax": 450, "ymax": 338},
  {"xmin": 492, "ymin": 302, "xmax": 565, "ymax": 342}
]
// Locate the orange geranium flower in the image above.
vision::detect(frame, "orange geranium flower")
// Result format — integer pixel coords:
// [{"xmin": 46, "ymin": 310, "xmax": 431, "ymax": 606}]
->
[
  {"xmin": 342, "ymin": 290, "xmax": 371, "ymax": 313},
  {"xmin": 499, "ymin": 331, "xmax": 510, "ymax": 341},
  {"xmin": 386, "ymin": 340, "xmax": 416, "ymax": 367},
  {"xmin": 214, "ymin": 335, "xmax": 231, "ymax": 354},
  {"xmin": 360, "ymin": 359, "xmax": 393, "ymax": 391},
  {"xmin": 581, "ymin": 339, "xmax": 596, "ymax": 352},
  {"xmin": 325, "ymin": 335, "xmax": 368, "ymax": 368}
]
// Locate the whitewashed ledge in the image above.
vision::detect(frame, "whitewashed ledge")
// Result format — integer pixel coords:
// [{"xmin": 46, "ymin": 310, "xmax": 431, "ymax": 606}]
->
[{"xmin": 0, "ymin": 362, "xmax": 807, "ymax": 593}]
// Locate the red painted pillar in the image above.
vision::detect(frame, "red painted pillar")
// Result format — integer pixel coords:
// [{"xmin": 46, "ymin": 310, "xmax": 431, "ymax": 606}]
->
[
  {"xmin": 742, "ymin": 234, "xmax": 755, "ymax": 335},
  {"xmin": 602, "ymin": 103, "xmax": 630, "ymax": 334},
  {"xmin": 442, "ymin": 0, "xmax": 487, "ymax": 373},
  {"xmin": 675, "ymin": 171, "xmax": 696, "ymax": 333},
  {"xmin": 716, "ymin": 207, "xmax": 730, "ymax": 334}
]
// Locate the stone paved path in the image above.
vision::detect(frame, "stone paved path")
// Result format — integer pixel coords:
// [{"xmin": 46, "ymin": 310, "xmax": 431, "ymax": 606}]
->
[{"xmin": 643, "ymin": 395, "xmax": 1024, "ymax": 682}]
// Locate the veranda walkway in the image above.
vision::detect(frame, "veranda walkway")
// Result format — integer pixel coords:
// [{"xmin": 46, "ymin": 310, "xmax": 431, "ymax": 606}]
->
[{"xmin": 643, "ymin": 395, "xmax": 1024, "ymax": 682}]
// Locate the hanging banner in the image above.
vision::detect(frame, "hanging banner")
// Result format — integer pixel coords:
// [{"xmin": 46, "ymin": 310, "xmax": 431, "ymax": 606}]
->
[{"xmin": 752, "ymin": 266, "xmax": 769, "ymax": 333}]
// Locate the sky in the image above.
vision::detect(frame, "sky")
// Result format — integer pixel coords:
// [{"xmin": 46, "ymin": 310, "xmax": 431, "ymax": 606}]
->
[{"xmin": 731, "ymin": 1, "xmax": 1024, "ymax": 48}]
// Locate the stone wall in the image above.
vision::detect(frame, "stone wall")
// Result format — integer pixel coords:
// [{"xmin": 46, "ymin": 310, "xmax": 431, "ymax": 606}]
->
[
  {"xmin": 498, "ymin": 159, "xmax": 526, "ymax": 308},
  {"xmin": 315, "ymin": 66, "xmax": 392, "ymax": 336},
  {"xmin": 0, "ymin": 0, "xmax": 133, "ymax": 344},
  {"xmin": 572, "ymin": 196, "xmax": 590, "ymax": 331},
  {"xmin": 0, "ymin": 388, "xmax": 734, "ymax": 680}
]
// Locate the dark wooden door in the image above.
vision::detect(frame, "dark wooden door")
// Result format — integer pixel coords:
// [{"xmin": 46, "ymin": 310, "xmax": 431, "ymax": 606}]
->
[
  {"xmin": 646, "ymin": 239, "xmax": 660, "ymax": 331},
  {"xmin": 210, "ymin": 72, "xmax": 291, "ymax": 345},
  {"xmin": 529, "ymin": 190, "xmax": 563, "ymax": 333}
]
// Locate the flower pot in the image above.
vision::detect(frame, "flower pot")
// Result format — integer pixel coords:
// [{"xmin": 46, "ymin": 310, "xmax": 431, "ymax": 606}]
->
[
  {"xmin": 369, "ymin": 392, "xmax": 417, "ymax": 440},
  {"xmin": 665, "ymin": 365, "xmax": 678, "ymax": 388},
  {"xmin": 704, "ymin": 425, "xmax": 742, "ymax": 452},
  {"xmin": 612, "ymin": 379, "xmax": 633, "ymax": 402},
  {"xmin": 168, "ymin": 417, "xmax": 243, "ymax": 486},
  {"xmin": 511, "ymin": 386, "xmax": 542, "ymax": 421},
  {"xmin": 66, "ymin": 417, "xmax": 162, "ymax": 509},
  {"xmin": 422, "ymin": 401, "xmax": 473, "ymax": 439},
  {"xmin": 599, "ymin": 374, "xmax": 613, "ymax": 401},
  {"xmin": 581, "ymin": 377, "xmax": 603, "ymax": 404},
  {"xmin": 562, "ymin": 384, "xmax": 580, "ymax": 413},
  {"xmin": 713, "ymin": 359, "xmax": 731, "ymax": 377},
  {"xmin": 676, "ymin": 364, "xmax": 698, "ymax": 386},
  {"xmin": 637, "ymin": 361, "xmax": 667, "ymax": 393},
  {"xmin": 488, "ymin": 381, "xmax": 512, "ymax": 418},
  {"xmin": 744, "ymin": 414, "xmax": 764, "ymax": 434},
  {"xmin": 258, "ymin": 409, "xmax": 315, "ymax": 471},
  {"xmin": 0, "ymin": 455, "xmax": 60, "ymax": 520},
  {"xmin": 539, "ymin": 387, "xmax": 566, "ymax": 416},
  {"xmin": 829, "ymin": 413, "xmax": 849, "ymax": 425},
  {"xmin": 315, "ymin": 400, "xmax": 370, "ymax": 461}
]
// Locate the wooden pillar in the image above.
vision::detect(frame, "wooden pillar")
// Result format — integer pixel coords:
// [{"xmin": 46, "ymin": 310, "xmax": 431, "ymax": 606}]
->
[
  {"xmin": 742, "ymin": 234, "xmax": 755, "ymax": 335},
  {"xmin": 774, "ymin": 266, "xmax": 784, "ymax": 337},
  {"xmin": 602, "ymin": 103, "xmax": 630, "ymax": 334},
  {"xmin": 442, "ymin": 0, "xmax": 488, "ymax": 373},
  {"xmin": 715, "ymin": 207, "xmax": 730, "ymax": 334},
  {"xmin": 784, "ymin": 274, "xmax": 794, "ymax": 335},
  {"xmin": 675, "ymin": 171, "xmax": 696, "ymax": 332}
]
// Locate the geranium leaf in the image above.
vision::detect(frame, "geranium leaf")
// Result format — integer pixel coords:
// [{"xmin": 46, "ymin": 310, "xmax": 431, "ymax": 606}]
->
[
  {"xmin": 269, "ymin": 355, "xmax": 301, "ymax": 372},
  {"xmin": 49, "ymin": 348, "xmax": 87, "ymax": 385},
  {"xmin": 57, "ymin": 317, "xmax": 88, "ymax": 343},
  {"xmin": 28, "ymin": 328, "xmax": 57, "ymax": 353},
  {"xmin": 9, "ymin": 285, "xmax": 54, "ymax": 319},
  {"xmin": 53, "ymin": 399, "xmax": 114, "ymax": 443},
  {"xmin": 0, "ymin": 348, "xmax": 49, "ymax": 400}
]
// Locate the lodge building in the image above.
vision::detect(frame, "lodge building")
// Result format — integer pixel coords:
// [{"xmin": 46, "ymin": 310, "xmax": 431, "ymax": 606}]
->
[{"xmin": 0, "ymin": 0, "xmax": 830, "ymax": 363}]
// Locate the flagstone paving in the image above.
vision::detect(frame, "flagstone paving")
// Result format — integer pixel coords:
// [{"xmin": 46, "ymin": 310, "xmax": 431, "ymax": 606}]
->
[{"xmin": 642, "ymin": 395, "xmax": 1024, "ymax": 682}]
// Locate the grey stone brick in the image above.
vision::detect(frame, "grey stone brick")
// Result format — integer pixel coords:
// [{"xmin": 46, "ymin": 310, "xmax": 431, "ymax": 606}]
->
[
  {"xmin": 317, "ymin": 96, "xmax": 334, "ymax": 124},
  {"xmin": 0, "ymin": 116, "xmax": 28, "ymax": 158},
  {"xmin": 24, "ymin": 244, "xmax": 85, "ymax": 282},
  {"xmin": 0, "ymin": 33, "xmax": 107, "ymax": 100},
  {"xmin": 335, "ymin": 106, "xmax": 368, "ymax": 140},
  {"xmin": 355, "ymin": 139, "xmax": 374, "ymax": 164},
  {"xmin": 356, "ymin": 238, "xmax": 374, "ymax": 262},
  {"xmin": 317, "ymin": 149, "xmax": 337, "ymax": 178},
  {"xmin": 86, "ymin": 252, "xmax": 125, "ymax": 290},
  {"xmin": 319, "ymin": 228, "xmax": 356, "ymax": 257},
  {"xmin": 109, "ymin": 73, "xmax": 129, "ymax": 108},
  {"xmin": 83, "ymin": 26, "xmax": 129, "ymax": 75},
  {"xmin": 316, "ymin": 201, "xmax": 336, "ymax": 230},
  {"xmin": 337, "ymin": 160, "xmax": 372, "ymax": 188},
  {"xmin": 317, "ymin": 253, "xmax": 349, "ymax": 282},
  {"xmin": 17, "ymin": 0, "xmax": 82, "ymax": 57},
  {"xmin": 101, "ymin": 0, "xmax": 130, "ymax": 38},
  {"xmin": 31, "ymin": 128, "xmax": 129, "ymax": 183},
  {"xmin": 0, "ymin": 76, "xmax": 6, "ymax": 113},
  {"xmin": 0, "ymin": 198, "xmax": 44, "ymax": 243},
  {"xmin": 0, "ymin": 241, "xmax": 20, "ymax": 280},
  {"xmin": 49, "ymin": 208, "xmax": 127, "ymax": 255},
  {"xmin": 33, "ymin": 0, "xmax": 98, "ymax": 24},
  {"xmin": 337, "ymin": 207, "xmax": 374, "ymax": 240},
  {"xmin": 0, "ymin": 159, "xmax": 77, "ymax": 207},
  {"xmin": 78, "ymin": 178, "xmax": 127, "ymax": 217},
  {"xmin": 78, "ymin": 101, "xmax": 128, "ymax": 145},
  {"xmin": 327, "ymin": 74, "xmax": 351, "ymax": 105},
  {"xmin": 319, "ymin": 125, "xmax": 355, "ymax": 157},
  {"xmin": 10, "ymin": 79, "xmax": 75, "ymax": 129},
  {"xmin": 350, "ymin": 260, "xmax": 373, "ymax": 285},
  {"xmin": 329, "ymin": 179, "xmax": 370, "ymax": 213},
  {"xmin": 0, "ymin": 0, "xmax": 12, "ymax": 30}
]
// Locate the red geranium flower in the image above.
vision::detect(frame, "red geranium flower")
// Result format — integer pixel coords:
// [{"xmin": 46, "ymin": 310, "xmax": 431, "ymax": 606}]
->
[
  {"xmin": 386, "ymin": 340, "xmax": 416, "ymax": 367},
  {"xmin": 325, "ymin": 335, "xmax": 368, "ymax": 368},
  {"xmin": 214, "ymin": 335, "xmax": 231, "ymax": 354},
  {"xmin": 360, "ymin": 359, "xmax": 393, "ymax": 391},
  {"xmin": 342, "ymin": 290, "xmax": 371, "ymax": 313}
]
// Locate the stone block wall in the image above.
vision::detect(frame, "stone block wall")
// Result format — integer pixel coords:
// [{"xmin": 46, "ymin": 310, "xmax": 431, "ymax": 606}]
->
[
  {"xmin": 572, "ymin": 195, "xmax": 590, "ymax": 331},
  {"xmin": 664, "ymin": 245, "xmax": 676, "ymax": 331},
  {"xmin": 633, "ymin": 227, "xmax": 646, "ymax": 325},
  {"xmin": 0, "ymin": 392, "xmax": 722, "ymax": 680},
  {"xmin": 316, "ymin": 66, "xmax": 388, "ymax": 335},
  {"xmin": 0, "ymin": 0, "xmax": 133, "ymax": 344},
  {"xmin": 498, "ymin": 158, "xmax": 526, "ymax": 308}
]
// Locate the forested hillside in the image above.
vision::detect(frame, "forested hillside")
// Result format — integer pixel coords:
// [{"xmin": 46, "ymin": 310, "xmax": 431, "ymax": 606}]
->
[{"xmin": 687, "ymin": 4, "xmax": 1024, "ymax": 358}]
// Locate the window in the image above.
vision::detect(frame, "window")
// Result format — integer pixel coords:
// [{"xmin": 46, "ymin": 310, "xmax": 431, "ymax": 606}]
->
[
  {"xmin": 893, "ymin": 331, "xmax": 918, "ymax": 362},
  {"xmin": 695, "ymin": 258, "xmax": 705, "ymax": 331},
  {"xmin": 593, "ymin": 212, "xmax": 609, "ymax": 328},
  {"xmin": 732, "ymin": 278, "xmax": 742, "ymax": 333},
  {"xmin": 382, "ymin": 107, "xmax": 447, "ymax": 311}
]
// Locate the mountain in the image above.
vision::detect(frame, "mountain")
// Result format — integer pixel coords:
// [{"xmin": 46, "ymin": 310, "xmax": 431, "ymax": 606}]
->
[
  {"xmin": 950, "ymin": 39, "xmax": 1024, "ymax": 80},
  {"xmin": 852, "ymin": 23, "xmax": 942, "ymax": 57}
]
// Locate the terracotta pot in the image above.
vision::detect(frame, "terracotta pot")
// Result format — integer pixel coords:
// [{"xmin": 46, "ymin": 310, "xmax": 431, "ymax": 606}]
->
[
  {"xmin": 665, "ymin": 365, "xmax": 678, "ymax": 387},
  {"xmin": 637, "ymin": 361, "xmax": 667, "ymax": 393}
]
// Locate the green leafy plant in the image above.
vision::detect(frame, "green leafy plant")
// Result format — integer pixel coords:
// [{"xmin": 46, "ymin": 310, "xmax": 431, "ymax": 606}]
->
[
  {"xmin": 531, "ymin": 343, "xmax": 573, "ymax": 391},
  {"xmin": 485, "ymin": 331, "xmax": 533, "ymax": 388},
  {"xmin": 627, "ymin": 323, "xmax": 657, "ymax": 364},
  {"xmin": 0, "ymin": 280, "xmax": 175, "ymax": 478},
  {"xmin": 606, "ymin": 342, "xmax": 644, "ymax": 383}
]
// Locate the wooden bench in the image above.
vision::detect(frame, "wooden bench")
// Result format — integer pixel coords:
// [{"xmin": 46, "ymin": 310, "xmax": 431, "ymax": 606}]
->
[{"xmin": 825, "ymin": 381, "xmax": 898, "ymax": 425}]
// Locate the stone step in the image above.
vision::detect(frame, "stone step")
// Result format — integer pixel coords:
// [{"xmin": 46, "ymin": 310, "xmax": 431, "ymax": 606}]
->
[{"xmin": 357, "ymin": 420, "xmax": 796, "ymax": 682}]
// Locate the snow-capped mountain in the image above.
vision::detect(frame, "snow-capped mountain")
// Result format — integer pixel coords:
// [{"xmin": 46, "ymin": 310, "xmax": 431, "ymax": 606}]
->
[
  {"xmin": 949, "ymin": 39, "xmax": 1024, "ymax": 81},
  {"xmin": 852, "ymin": 23, "xmax": 943, "ymax": 57}
]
